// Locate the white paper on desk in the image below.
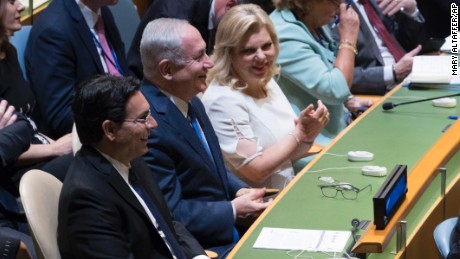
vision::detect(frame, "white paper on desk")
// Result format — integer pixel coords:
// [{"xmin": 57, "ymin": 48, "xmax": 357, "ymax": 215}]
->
[
  {"xmin": 253, "ymin": 227, "xmax": 351, "ymax": 252},
  {"xmin": 440, "ymin": 35, "xmax": 452, "ymax": 53},
  {"xmin": 411, "ymin": 56, "xmax": 452, "ymax": 84}
]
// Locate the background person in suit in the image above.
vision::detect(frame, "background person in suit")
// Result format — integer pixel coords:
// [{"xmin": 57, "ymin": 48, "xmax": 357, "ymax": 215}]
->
[
  {"xmin": 25, "ymin": 0, "xmax": 127, "ymax": 139},
  {"xmin": 331, "ymin": 0, "xmax": 424, "ymax": 95},
  {"xmin": 140, "ymin": 18, "xmax": 271, "ymax": 256},
  {"xmin": 270, "ymin": 0, "xmax": 372, "ymax": 145},
  {"xmin": 59, "ymin": 75, "xmax": 207, "ymax": 259},
  {"xmin": 126, "ymin": 0, "xmax": 238, "ymax": 79},
  {"xmin": 448, "ymin": 211, "xmax": 460, "ymax": 259}
]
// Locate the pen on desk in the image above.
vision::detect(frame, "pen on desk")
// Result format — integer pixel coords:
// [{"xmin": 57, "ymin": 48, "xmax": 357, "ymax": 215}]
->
[
  {"xmin": 448, "ymin": 115, "xmax": 459, "ymax": 120},
  {"xmin": 331, "ymin": 0, "xmax": 353, "ymax": 28}
]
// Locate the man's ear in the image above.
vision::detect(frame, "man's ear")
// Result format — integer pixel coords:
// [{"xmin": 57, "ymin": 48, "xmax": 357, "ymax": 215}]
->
[
  {"xmin": 102, "ymin": 120, "xmax": 116, "ymax": 141},
  {"xmin": 158, "ymin": 59, "xmax": 174, "ymax": 80}
]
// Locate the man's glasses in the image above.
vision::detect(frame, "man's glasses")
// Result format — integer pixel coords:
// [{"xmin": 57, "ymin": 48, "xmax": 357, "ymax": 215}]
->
[
  {"xmin": 319, "ymin": 183, "xmax": 372, "ymax": 200},
  {"xmin": 124, "ymin": 110, "xmax": 152, "ymax": 125}
]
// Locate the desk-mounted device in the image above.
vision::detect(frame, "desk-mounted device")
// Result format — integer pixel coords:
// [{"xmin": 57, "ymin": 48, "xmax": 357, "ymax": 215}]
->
[{"xmin": 373, "ymin": 165, "xmax": 408, "ymax": 230}]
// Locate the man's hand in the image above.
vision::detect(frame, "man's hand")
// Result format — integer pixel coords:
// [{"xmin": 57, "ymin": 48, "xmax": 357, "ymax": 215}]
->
[
  {"xmin": 346, "ymin": 97, "xmax": 373, "ymax": 113},
  {"xmin": 0, "ymin": 100, "xmax": 17, "ymax": 129},
  {"xmin": 232, "ymin": 188, "xmax": 272, "ymax": 218},
  {"xmin": 393, "ymin": 45, "xmax": 422, "ymax": 82},
  {"xmin": 377, "ymin": 0, "xmax": 417, "ymax": 16}
]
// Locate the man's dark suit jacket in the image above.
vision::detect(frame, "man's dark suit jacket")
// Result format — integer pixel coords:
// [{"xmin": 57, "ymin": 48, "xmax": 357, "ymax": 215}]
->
[
  {"xmin": 25, "ymin": 0, "xmax": 127, "ymax": 139},
  {"xmin": 0, "ymin": 113, "xmax": 32, "ymax": 220},
  {"xmin": 448, "ymin": 216, "xmax": 460, "ymax": 259},
  {"xmin": 141, "ymin": 81, "xmax": 247, "ymax": 249},
  {"xmin": 418, "ymin": 0, "xmax": 453, "ymax": 39},
  {"xmin": 127, "ymin": 0, "xmax": 211, "ymax": 79},
  {"xmin": 332, "ymin": 0, "xmax": 425, "ymax": 95},
  {"xmin": 58, "ymin": 146, "xmax": 204, "ymax": 259}
]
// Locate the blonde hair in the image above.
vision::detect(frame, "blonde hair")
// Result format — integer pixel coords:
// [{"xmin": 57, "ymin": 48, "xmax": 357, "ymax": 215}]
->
[{"xmin": 207, "ymin": 4, "xmax": 279, "ymax": 91}]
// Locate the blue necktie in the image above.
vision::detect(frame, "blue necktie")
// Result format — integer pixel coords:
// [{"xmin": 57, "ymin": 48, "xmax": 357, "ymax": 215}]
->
[
  {"xmin": 129, "ymin": 171, "xmax": 186, "ymax": 259},
  {"xmin": 188, "ymin": 103, "xmax": 214, "ymax": 161},
  {"xmin": 188, "ymin": 104, "xmax": 239, "ymax": 244}
]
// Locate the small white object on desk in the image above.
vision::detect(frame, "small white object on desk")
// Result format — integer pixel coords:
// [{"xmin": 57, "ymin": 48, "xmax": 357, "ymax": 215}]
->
[
  {"xmin": 362, "ymin": 166, "xmax": 387, "ymax": 177},
  {"xmin": 432, "ymin": 97, "xmax": 457, "ymax": 108},
  {"xmin": 348, "ymin": 151, "xmax": 374, "ymax": 162}
]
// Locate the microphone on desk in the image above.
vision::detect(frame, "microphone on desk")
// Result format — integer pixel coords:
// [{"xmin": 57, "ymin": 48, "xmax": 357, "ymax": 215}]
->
[
  {"xmin": 382, "ymin": 93, "xmax": 460, "ymax": 110},
  {"xmin": 351, "ymin": 218, "xmax": 360, "ymax": 243}
]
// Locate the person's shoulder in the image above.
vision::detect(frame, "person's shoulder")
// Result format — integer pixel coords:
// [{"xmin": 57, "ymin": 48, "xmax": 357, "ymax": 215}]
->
[
  {"xmin": 202, "ymin": 81, "xmax": 246, "ymax": 107},
  {"xmin": 65, "ymin": 149, "xmax": 107, "ymax": 182},
  {"xmin": 267, "ymin": 78, "xmax": 283, "ymax": 92},
  {"xmin": 271, "ymin": 10, "xmax": 308, "ymax": 39},
  {"xmin": 203, "ymin": 81, "xmax": 239, "ymax": 98},
  {"xmin": 269, "ymin": 9, "xmax": 282, "ymax": 19},
  {"xmin": 34, "ymin": 0, "xmax": 69, "ymax": 22},
  {"xmin": 30, "ymin": 7, "xmax": 74, "ymax": 39}
]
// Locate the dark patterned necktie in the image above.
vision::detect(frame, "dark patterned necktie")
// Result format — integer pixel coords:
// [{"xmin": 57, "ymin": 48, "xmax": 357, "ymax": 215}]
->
[
  {"xmin": 360, "ymin": 0, "xmax": 405, "ymax": 61},
  {"xmin": 129, "ymin": 171, "xmax": 186, "ymax": 259}
]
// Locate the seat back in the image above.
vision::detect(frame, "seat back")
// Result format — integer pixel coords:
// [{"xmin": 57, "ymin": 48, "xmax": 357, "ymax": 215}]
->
[
  {"xmin": 19, "ymin": 170, "xmax": 63, "ymax": 259},
  {"xmin": 71, "ymin": 123, "xmax": 82, "ymax": 155},
  {"xmin": 10, "ymin": 25, "xmax": 32, "ymax": 80},
  {"xmin": 108, "ymin": 0, "xmax": 140, "ymax": 54},
  {"xmin": 434, "ymin": 217, "xmax": 458, "ymax": 258}
]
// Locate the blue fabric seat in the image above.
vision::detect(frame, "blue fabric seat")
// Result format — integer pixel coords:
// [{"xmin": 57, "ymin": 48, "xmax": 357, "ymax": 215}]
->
[
  {"xmin": 108, "ymin": 0, "xmax": 140, "ymax": 54},
  {"xmin": 10, "ymin": 25, "xmax": 32, "ymax": 80},
  {"xmin": 434, "ymin": 217, "xmax": 457, "ymax": 258}
]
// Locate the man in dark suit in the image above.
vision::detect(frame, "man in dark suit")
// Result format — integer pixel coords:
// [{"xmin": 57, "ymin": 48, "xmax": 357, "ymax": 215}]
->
[
  {"xmin": 25, "ymin": 0, "xmax": 127, "ymax": 139},
  {"xmin": 58, "ymin": 76, "xmax": 206, "ymax": 259},
  {"xmin": 126, "ymin": 0, "xmax": 240, "ymax": 79},
  {"xmin": 332, "ymin": 0, "xmax": 424, "ymax": 95},
  {"xmin": 139, "ymin": 18, "xmax": 271, "ymax": 256},
  {"xmin": 448, "ymin": 214, "xmax": 460, "ymax": 259}
]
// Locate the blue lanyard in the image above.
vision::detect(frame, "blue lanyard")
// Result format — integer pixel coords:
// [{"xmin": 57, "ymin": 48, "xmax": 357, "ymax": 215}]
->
[{"xmin": 91, "ymin": 32, "xmax": 124, "ymax": 76}]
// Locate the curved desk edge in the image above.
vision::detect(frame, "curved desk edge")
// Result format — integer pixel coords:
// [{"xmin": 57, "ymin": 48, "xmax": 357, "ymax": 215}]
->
[
  {"xmin": 227, "ymin": 89, "xmax": 396, "ymax": 258},
  {"xmin": 352, "ymin": 119, "xmax": 460, "ymax": 253}
]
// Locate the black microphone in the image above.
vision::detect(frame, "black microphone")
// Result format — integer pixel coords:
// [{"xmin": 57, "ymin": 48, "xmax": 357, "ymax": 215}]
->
[
  {"xmin": 351, "ymin": 218, "xmax": 360, "ymax": 232},
  {"xmin": 351, "ymin": 218, "xmax": 360, "ymax": 242},
  {"xmin": 382, "ymin": 93, "xmax": 460, "ymax": 110}
]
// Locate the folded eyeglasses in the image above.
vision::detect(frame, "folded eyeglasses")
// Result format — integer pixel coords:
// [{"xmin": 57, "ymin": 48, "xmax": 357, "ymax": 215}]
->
[{"xmin": 318, "ymin": 176, "xmax": 372, "ymax": 200}]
